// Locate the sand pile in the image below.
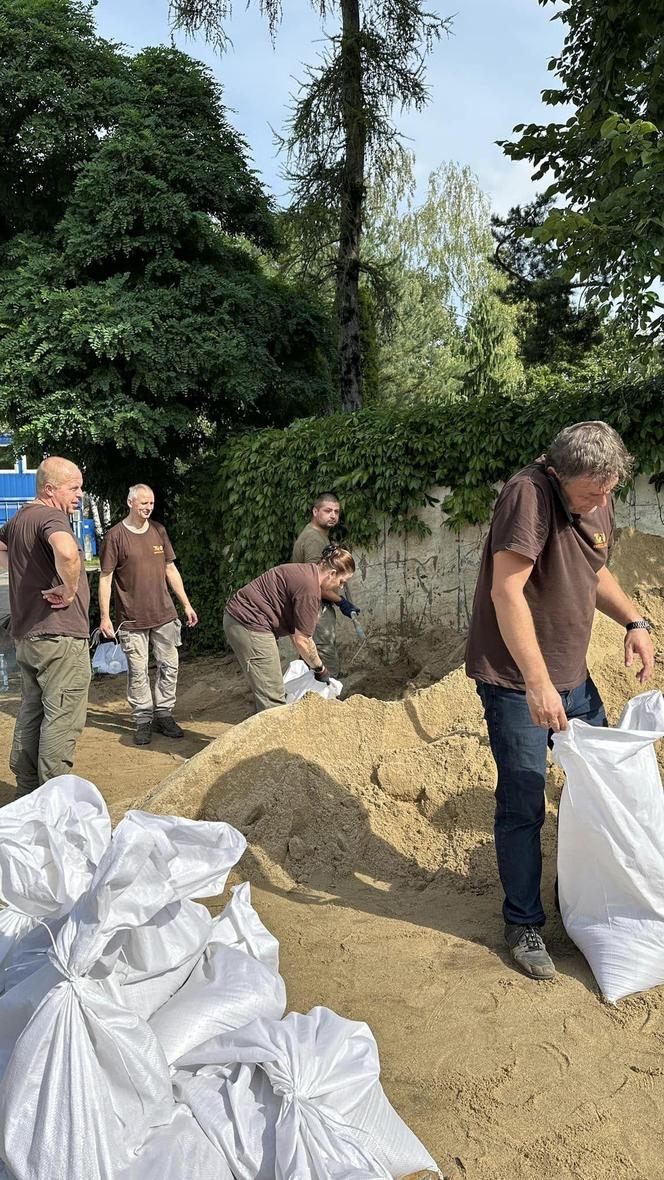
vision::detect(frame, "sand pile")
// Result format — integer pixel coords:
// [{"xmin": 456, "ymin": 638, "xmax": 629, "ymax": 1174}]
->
[
  {"xmin": 135, "ymin": 527, "xmax": 664, "ymax": 1178},
  {"xmin": 140, "ymin": 528, "xmax": 664, "ymax": 898}
]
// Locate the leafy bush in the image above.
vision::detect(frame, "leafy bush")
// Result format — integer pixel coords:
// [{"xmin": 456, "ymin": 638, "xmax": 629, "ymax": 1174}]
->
[{"xmin": 176, "ymin": 374, "xmax": 664, "ymax": 651}]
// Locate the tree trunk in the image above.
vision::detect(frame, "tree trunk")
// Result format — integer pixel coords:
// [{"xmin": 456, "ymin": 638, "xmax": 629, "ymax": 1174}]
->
[{"xmin": 336, "ymin": 0, "xmax": 364, "ymax": 411}]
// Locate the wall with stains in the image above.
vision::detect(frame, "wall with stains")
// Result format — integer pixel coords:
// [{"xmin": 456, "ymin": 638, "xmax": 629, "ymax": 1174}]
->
[{"xmin": 344, "ymin": 475, "xmax": 664, "ymax": 653}]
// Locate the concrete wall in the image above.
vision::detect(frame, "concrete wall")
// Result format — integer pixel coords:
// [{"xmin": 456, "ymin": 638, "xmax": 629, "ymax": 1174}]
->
[{"xmin": 345, "ymin": 475, "xmax": 664, "ymax": 655}]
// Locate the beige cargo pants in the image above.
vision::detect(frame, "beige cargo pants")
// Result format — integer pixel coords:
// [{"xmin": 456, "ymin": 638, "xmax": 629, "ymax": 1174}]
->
[
  {"xmin": 223, "ymin": 611, "xmax": 285, "ymax": 713},
  {"xmin": 119, "ymin": 619, "xmax": 181, "ymax": 723},
  {"xmin": 11, "ymin": 635, "xmax": 91, "ymax": 795}
]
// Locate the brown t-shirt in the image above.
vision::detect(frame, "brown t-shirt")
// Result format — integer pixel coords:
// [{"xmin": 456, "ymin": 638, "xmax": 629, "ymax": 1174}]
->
[
  {"xmin": 100, "ymin": 521, "xmax": 177, "ymax": 632},
  {"xmin": 292, "ymin": 523, "xmax": 328, "ymax": 564},
  {"xmin": 465, "ymin": 463, "xmax": 614, "ymax": 691},
  {"xmin": 0, "ymin": 503, "xmax": 90, "ymax": 640},
  {"xmin": 226, "ymin": 563, "xmax": 321, "ymax": 638}
]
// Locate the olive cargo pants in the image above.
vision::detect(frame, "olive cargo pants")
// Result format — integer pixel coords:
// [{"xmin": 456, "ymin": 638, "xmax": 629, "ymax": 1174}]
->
[
  {"xmin": 11, "ymin": 635, "xmax": 91, "ymax": 796},
  {"xmin": 223, "ymin": 611, "xmax": 286, "ymax": 713}
]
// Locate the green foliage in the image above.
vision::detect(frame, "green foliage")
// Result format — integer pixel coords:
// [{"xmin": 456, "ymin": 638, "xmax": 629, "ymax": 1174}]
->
[
  {"xmin": 363, "ymin": 160, "xmax": 500, "ymax": 403},
  {"xmin": 176, "ymin": 371, "xmax": 664, "ymax": 650},
  {"xmin": 503, "ymin": 0, "xmax": 664, "ymax": 333},
  {"xmin": 492, "ymin": 196, "xmax": 604, "ymax": 365},
  {"xmin": 0, "ymin": 0, "xmax": 128, "ymax": 241},
  {"xmin": 0, "ymin": 13, "xmax": 335, "ymax": 499}
]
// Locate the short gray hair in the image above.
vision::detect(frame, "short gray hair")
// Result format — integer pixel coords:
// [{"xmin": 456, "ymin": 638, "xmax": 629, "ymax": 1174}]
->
[
  {"xmin": 127, "ymin": 483, "xmax": 153, "ymax": 502},
  {"xmin": 545, "ymin": 421, "xmax": 633, "ymax": 486}
]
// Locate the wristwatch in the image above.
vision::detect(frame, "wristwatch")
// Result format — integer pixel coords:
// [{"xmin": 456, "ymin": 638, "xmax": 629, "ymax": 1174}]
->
[{"xmin": 625, "ymin": 619, "xmax": 652, "ymax": 632}]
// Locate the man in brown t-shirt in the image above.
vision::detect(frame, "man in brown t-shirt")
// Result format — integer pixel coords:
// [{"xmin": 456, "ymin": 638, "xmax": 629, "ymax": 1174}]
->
[
  {"xmin": 0, "ymin": 456, "xmax": 91, "ymax": 795},
  {"xmin": 98, "ymin": 484, "xmax": 198, "ymax": 746},
  {"xmin": 223, "ymin": 546, "xmax": 355, "ymax": 712},
  {"xmin": 466, "ymin": 422, "xmax": 654, "ymax": 981}
]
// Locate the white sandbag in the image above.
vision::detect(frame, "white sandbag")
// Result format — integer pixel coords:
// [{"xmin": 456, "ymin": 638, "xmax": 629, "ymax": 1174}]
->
[
  {"xmin": 553, "ymin": 689, "xmax": 664, "ymax": 1003},
  {"xmin": 0, "ymin": 776, "xmax": 110, "ymax": 983},
  {"xmin": 283, "ymin": 659, "xmax": 342, "ymax": 703},
  {"xmin": 149, "ymin": 884, "xmax": 286, "ymax": 1064},
  {"xmin": 105, "ymin": 811, "xmax": 247, "ymax": 1018},
  {"xmin": 115, "ymin": 1102, "xmax": 234, "ymax": 1180},
  {"xmin": 120, "ymin": 811, "xmax": 247, "ymax": 898},
  {"xmin": 113, "ymin": 899, "xmax": 212, "ymax": 1020},
  {"xmin": 0, "ymin": 823, "xmax": 176, "ymax": 1180},
  {"xmin": 172, "ymin": 1062, "xmax": 277, "ymax": 1180},
  {"xmin": 174, "ymin": 1007, "xmax": 440, "ymax": 1179},
  {"xmin": 207, "ymin": 882, "xmax": 280, "ymax": 971}
]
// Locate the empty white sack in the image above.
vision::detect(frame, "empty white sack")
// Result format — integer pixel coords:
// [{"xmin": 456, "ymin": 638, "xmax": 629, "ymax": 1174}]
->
[{"xmin": 554, "ymin": 689, "xmax": 664, "ymax": 1003}]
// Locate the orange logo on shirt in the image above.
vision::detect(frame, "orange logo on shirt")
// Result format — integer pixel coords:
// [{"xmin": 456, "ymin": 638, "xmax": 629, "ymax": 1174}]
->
[
  {"xmin": 593, "ymin": 532, "xmax": 608, "ymax": 548},
  {"xmin": 153, "ymin": 545, "xmax": 164, "ymax": 555}
]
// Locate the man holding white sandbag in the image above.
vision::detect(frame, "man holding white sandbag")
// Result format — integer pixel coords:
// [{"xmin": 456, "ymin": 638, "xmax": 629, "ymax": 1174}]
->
[
  {"xmin": 466, "ymin": 421, "xmax": 654, "ymax": 981},
  {"xmin": 223, "ymin": 545, "xmax": 355, "ymax": 712}
]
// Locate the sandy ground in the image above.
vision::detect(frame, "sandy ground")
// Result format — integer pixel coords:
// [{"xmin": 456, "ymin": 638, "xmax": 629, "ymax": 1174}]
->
[{"xmin": 2, "ymin": 528, "xmax": 664, "ymax": 1178}]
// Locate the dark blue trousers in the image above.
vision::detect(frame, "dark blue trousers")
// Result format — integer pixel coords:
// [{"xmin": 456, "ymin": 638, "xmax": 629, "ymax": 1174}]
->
[{"xmin": 476, "ymin": 676, "xmax": 607, "ymax": 927}]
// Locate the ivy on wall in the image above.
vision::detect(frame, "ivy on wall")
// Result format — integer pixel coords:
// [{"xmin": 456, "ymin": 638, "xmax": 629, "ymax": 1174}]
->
[{"xmin": 175, "ymin": 376, "xmax": 664, "ymax": 651}]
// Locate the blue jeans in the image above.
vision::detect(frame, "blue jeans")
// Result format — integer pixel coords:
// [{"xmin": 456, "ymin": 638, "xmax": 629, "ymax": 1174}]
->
[{"xmin": 476, "ymin": 676, "xmax": 607, "ymax": 928}]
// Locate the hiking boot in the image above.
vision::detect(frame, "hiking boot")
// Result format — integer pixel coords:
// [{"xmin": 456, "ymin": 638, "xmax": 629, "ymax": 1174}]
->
[
  {"xmin": 505, "ymin": 923, "xmax": 556, "ymax": 981},
  {"xmin": 134, "ymin": 722, "xmax": 152, "ymax": 747},
  {"xmin": 153, "ymin": 714, "xmax": 184, "ymax": 739}
]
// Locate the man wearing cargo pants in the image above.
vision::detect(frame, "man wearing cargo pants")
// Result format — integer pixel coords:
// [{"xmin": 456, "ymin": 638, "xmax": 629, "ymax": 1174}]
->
[
  {"xmin": 98, "ymin": 484, "xmax": 198, "ymax": 747},
  {"xmin": 0, "ymin": 457, "xmax": 91, "ymax": 796}
]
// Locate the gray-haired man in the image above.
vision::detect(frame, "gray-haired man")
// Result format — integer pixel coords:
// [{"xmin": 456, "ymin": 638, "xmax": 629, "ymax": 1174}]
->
[
  {"xmin": 466, "ymin": 421, "xmax": 655, "ymax": 981},
  {"xmin": 98, "ymin": 484, "xmax": 198, "ymax": 746}
]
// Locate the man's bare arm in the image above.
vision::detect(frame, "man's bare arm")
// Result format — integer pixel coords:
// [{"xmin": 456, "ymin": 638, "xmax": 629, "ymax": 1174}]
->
[
  {"xmin": 491, "ymin": 550, "xmax": 568, "ymax": 730},
  {"xmin": 98, "ymin": 571, "xmax": 115, "ymax": 638},
  {"xmin": 43, "ymin": 531, "xmax": 81, "ymax": 609},
  {"xmin": 165, "ymin": 562, "xmax": 198, "ymax": 626},
  {"xmin": 292, "ymin": 630, "xmax": 322, "ymax": 668},
  {"xmin": 596, "ymin": 565, "xmax": 654, "ymax": 683},
  {"xmin": 0, "ymin": 540, "xmax": 7, "ymax": 572}
]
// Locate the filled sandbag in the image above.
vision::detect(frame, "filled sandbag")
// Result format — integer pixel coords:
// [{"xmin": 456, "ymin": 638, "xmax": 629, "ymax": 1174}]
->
[
  {"xmin": 174, "ymin": 1006, "xmax": 440, "ymax": 1179},
  {"xmin": 0, "ymin": 824, "xmax": 176, "ymax": 1180},
  {"xmin": 283, "ymin": 659, "xmax": 342, "ymax": 703},
  {"xmin": 104, "ymin": 811, "xmax": 247, "ymax": 1019},
  {"xmin": 149, "ymin": 883, "xmax": 286, "ymax": 1064},
  {"xmin": 115, "ymin": 1102, "xmax": 233, "ymax": 1179},
  {"xmin": 554, "ymin": 689, "xmax": 664, "ymax": 1003},
  {"xmin": 0, "ymin": 776, "xmax": 111, "ymax": 986}
]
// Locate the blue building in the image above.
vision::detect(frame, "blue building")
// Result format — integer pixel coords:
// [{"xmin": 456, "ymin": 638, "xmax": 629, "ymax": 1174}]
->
[{"xmin": 0, "ymin": 434, "xmax": 96, "ymax": 554}]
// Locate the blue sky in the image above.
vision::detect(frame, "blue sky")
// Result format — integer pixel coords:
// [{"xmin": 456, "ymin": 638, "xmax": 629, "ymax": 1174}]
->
[{"xmin": 93, "ymin": 0, "xmax": 565, "ymax": 214}]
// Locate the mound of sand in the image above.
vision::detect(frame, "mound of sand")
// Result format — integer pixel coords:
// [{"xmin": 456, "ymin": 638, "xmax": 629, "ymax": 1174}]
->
[
  {"xmin": 137, "ymin": 527, "xmax": 664, "ymax": 1177},
  {"xmin": 141, "ymin": 528, "xmax": 664, "ymax": 897}
]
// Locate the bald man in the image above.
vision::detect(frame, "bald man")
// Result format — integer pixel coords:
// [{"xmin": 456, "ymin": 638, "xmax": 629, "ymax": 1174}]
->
[
  {"xmin": 99, "ymin": 483, "xmax": 198, "ymax": 746},
  {"xmin": 0, "ymin": 457, "xmax": 91, "ymax": 795}
]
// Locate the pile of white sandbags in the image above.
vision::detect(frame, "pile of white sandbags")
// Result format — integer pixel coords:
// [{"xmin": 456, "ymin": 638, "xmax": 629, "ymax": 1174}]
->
[
  {"xmin": 0, "ymin": 776, "xmax": 439, "ymax": 1180},
  {"xmin": 554, "ymin": 689, "xmax": 664, "ymax": 1004}
]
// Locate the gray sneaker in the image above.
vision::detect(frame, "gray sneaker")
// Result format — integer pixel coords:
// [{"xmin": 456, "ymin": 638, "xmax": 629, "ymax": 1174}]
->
[{"xmin": 505, "ymin": 924, "xmax": 556, "ymax": 980}]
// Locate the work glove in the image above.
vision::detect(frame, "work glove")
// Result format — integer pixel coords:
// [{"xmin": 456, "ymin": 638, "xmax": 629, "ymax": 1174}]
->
[
  {"xmin": 338, "ymin": 598, "xmax": 360, "ymax": 619},
  {"xmin": 313, "ymin": 664, "xmax": 331, "ymax": 684}
]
